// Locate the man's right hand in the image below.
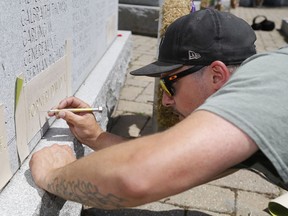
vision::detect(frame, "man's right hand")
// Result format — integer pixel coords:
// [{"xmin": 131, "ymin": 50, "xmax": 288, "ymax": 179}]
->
[{"xmin": 48, "ymin": 97, "xmax": 103, "ymax": 149}]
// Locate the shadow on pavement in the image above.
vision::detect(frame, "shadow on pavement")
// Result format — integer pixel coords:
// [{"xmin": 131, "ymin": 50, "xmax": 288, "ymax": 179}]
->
[
  {"xmin": 82, "ymin": 208, "xmax": 212, "ymax": 216},
  {"xmin": 108, "ymin": 114, "xmax": 154, "ymax": 138}
]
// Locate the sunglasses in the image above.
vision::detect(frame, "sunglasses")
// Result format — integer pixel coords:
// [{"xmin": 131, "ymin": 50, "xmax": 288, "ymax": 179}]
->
[{"xmin": 160, "ymin": 65, "xmax": 205, "ymax": 97}]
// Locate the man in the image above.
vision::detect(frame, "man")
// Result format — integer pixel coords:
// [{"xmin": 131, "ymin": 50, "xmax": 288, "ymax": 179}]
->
[{"xmin": 29, "ymin": 9, "xmax": 288, "ymax": 209}]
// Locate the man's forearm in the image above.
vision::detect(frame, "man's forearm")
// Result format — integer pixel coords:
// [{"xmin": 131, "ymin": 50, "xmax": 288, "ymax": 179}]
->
[
  {"xmin": 88, "ymin": 132, "xmax": 132, "ymax": 151},
  {"xmin": 42, "ymin": 151, "xmax": 132, "ymax": 209},
  {"xmin": 45, "ymin": 169, "xmax": 128, "ymax": 209}
]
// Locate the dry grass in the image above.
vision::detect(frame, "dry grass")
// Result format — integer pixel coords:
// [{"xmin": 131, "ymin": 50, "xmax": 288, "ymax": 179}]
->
[{"xmin": 156, "ymin": 0, "xmax": 191, "ymax": 129}]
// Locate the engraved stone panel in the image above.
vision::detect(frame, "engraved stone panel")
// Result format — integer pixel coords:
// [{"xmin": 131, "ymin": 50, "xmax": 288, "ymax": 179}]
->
[
  {"xmin": 0, "ymin": 0, "xmax": 118, "ymax": 177},
  {"xmin": 15, "ymin": 47, "xmax": 71, "ymax": 162}
]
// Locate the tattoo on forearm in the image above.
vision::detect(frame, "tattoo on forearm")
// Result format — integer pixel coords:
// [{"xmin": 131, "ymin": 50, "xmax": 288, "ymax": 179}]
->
[{"xmin": 47, "ymin": 178, "xmax": 127, "ymax": 209}]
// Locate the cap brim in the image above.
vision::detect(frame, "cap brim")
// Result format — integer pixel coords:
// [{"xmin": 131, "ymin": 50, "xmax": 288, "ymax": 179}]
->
[{"xmin": 130, "ymin": 61, "xmax": 183, "ymax": 77}]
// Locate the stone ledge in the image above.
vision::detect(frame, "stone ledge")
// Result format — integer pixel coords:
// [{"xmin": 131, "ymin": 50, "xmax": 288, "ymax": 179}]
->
[{"xmin": 0, "ymin": 30, "xmax": 132, "ymax": 216}]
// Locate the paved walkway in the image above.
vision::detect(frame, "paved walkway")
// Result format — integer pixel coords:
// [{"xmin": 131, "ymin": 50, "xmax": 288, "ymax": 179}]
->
[{"xmin": 83, "ymin": 6, "xmax": 288, "ymax": 216}]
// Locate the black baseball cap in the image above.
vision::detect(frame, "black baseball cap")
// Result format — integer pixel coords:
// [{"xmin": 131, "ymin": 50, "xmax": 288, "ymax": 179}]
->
[{"xmin": 130, "ymin": 9, "xmax": 256, "ymax": 77}]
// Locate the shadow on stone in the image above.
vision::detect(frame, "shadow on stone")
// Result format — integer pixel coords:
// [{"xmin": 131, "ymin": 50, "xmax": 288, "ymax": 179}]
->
[
  {"xmin": 25, "ymin": 170, "xmax": 67, "ymax": 216},
  {"xmin": 39, "ymin": 192, "xmax": 66, "ymax": 216},
  {"xmin": 24, "ymin": 169, "xmax": 44, "ymax": 197},
  {"xmin": 73, "ymin": 137, "xmax": 85, "ymax": 159},
  {"xmin": 278, "ymin": 29, "xmax": 288, "ymax": 43},
  {"xmin": 42, "ymin": 127, "xmax": 73, "ymax": 142}
]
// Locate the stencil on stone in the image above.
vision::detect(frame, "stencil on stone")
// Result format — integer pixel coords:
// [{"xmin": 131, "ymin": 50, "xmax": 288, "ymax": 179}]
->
[{"xmin": 15, "ymin": 41, "xmax": 72, "ymax": 163}]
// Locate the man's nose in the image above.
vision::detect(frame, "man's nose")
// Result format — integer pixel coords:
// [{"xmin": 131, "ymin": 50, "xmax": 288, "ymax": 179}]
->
[{"xmin": 162, "ymin": 91, "xmax": 175, "ymax": 107}]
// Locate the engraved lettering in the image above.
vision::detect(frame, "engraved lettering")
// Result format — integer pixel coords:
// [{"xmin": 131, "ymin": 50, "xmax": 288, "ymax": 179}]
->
[
  {"xmin": 24, "ymin": 38, "xmax": 54, "ymax": 66},
  {"xmin": 28, "ymin": 73, "xmax": 66, "ymax": 119},
  {"xmin": 22, "ymin": 21, "xmax": 53, "ymax": 47},
  {"xmin": 20, "ymin": 0, "xmax": 68, "ymax": 79},
  {"xmin": 21, "ymin": 5, "xmax": 51, "ymax": 27}
]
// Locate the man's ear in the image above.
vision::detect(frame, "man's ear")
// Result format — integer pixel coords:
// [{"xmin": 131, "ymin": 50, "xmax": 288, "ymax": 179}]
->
[{"xmin": 209, "ymin": 61, "xmax": 231, "ymax": 91}]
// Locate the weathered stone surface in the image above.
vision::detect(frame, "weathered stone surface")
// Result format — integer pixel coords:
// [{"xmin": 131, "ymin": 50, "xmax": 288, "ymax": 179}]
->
[
  {"xmin": 0, "ymin": 30, "xmax": 132, "ymax": 216},
  {"xmin": 0, "ymin": 0, "xmax": 119, "ymax": 176},
  {"xmin": 119, "ymin": 4, "xmax": 160, "ymax": 37},
  {"xmin": 0, "ymin": 0, "xmax": 132, "ymax": 214}
]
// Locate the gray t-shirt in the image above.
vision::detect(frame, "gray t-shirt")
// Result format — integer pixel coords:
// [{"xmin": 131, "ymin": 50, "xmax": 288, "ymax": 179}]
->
[{"xmin": 197, "ymin": 46, "xmax": 288, "ymax": 184}]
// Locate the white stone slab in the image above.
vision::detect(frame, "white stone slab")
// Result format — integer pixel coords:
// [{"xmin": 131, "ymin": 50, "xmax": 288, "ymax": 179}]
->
[
  {"xmin": 0, "ymin": 30, "xmax": 132, "ymax": 216},
  {"xmin": 0, "ymin": 0, "xmax": 118, "ymax": 180},
  {"xmin": 0, "ymin": 0, "xmax": 125, "ymax": 214},
  {"xmin": 0, "ymin": 105, "xmax": 13, "ymax": 191}
]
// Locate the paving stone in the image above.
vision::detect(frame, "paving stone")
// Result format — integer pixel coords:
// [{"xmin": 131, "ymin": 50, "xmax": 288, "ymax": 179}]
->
[
  {"xmin": 142, "ymin": 82, "xmax": 156, "ymax": 96},
  {"xmin": 117, "ymin": 100, "xmax": 153, "ymax": 115},
  {"xmin": 186, "ymin": 210, "xmax": 231, "ymax": 216},
  {"xmin": 163, "ymin": 185, "xmax": 235, "ymax": 214},
  {"xmin": 120, "ymin": 86, "xmax": 144, "ymax": 101},
  {"xmin": 210, "ymin": 170, "xmax": 281, "ymax": 195},
  {"xmin": 230, "ymin": 7, "xmax": 288, "ymax": 53},
  {"xmin": 135, "ymin": 76, "xmax": 156, "ymax": 82},
  {"xmin": 135, "ymin": 94, "xmax": 155, "ymax": 104},
  {"xmin": 236, "ymin": 191, "xmax": 271, "ymax": 216},
  {"xmin": 126, "ymin": 78, "xmax": 153, "ymax": 88},
  {"xmin": 133, "ymin": 58, "xmax": 158, "ymax": 66},
  {"xmin": 136, "ymin": 56, "xmax": 157, "ymax": 64},
  {"xmin": 135, "ymin": 42, "xmax": 157, "ymax": 51}
]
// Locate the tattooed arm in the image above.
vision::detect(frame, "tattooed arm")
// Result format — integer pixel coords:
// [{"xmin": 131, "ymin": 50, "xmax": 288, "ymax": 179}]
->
[
  {"xmin": 30, "ymin": 111, "xmax": 258, "ymax": 209},
  {"xmin": 29, "ymin": 144, "xmax": 129, "ymax": 209}
]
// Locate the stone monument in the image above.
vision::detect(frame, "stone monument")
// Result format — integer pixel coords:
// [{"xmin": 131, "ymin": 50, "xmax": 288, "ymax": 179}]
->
[{"xmin": 0, "ymin": 0, "xmax": 131, "ymax": 215}]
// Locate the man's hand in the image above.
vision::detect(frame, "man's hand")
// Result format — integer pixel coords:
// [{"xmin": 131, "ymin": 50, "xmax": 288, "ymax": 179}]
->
[
  {"xmin": 29, "ymin": 144, "xmax": 76, "ymax": 190},
  {"xmin": 48, "ymin": 97, "xmax": 104, "ymax": 149}
]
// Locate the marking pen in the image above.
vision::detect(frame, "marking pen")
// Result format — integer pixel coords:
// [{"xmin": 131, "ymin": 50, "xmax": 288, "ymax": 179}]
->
[{"xmin": 49, "ymin": 107, "xmax": 103, "ymax": 113}]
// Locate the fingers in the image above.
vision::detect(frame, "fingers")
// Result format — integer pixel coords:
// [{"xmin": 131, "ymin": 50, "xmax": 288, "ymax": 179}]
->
[
  {"xmin": 48, "ymin": 97, "xmax": 90, "ymax": 117},
  {"xmin": 58, "ymin": 97, "xmax": 90, "ymax": 109},
  {"xmin": 29, "ymin": 144, "xmax": 76, "ymax": 188},
  {"xmin": 30, "ymin": 144, "xmax": 76, "ymax": 167},
  {"xmin": 50, "ymin": 144, "xmax": 75, "ymax": 159},
  {"xmin": 57, "ymin": 110, "xmax": 89, "ymax": 126},
  {"xmin": 62, "ymin": 144, "xmax": 74, "ymax": 153}
]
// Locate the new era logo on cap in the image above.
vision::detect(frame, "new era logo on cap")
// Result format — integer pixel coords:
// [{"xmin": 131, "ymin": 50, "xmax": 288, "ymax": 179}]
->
[{"xmin": 188, "ymin": 51, "xmax": 201, "ymax": 60}]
